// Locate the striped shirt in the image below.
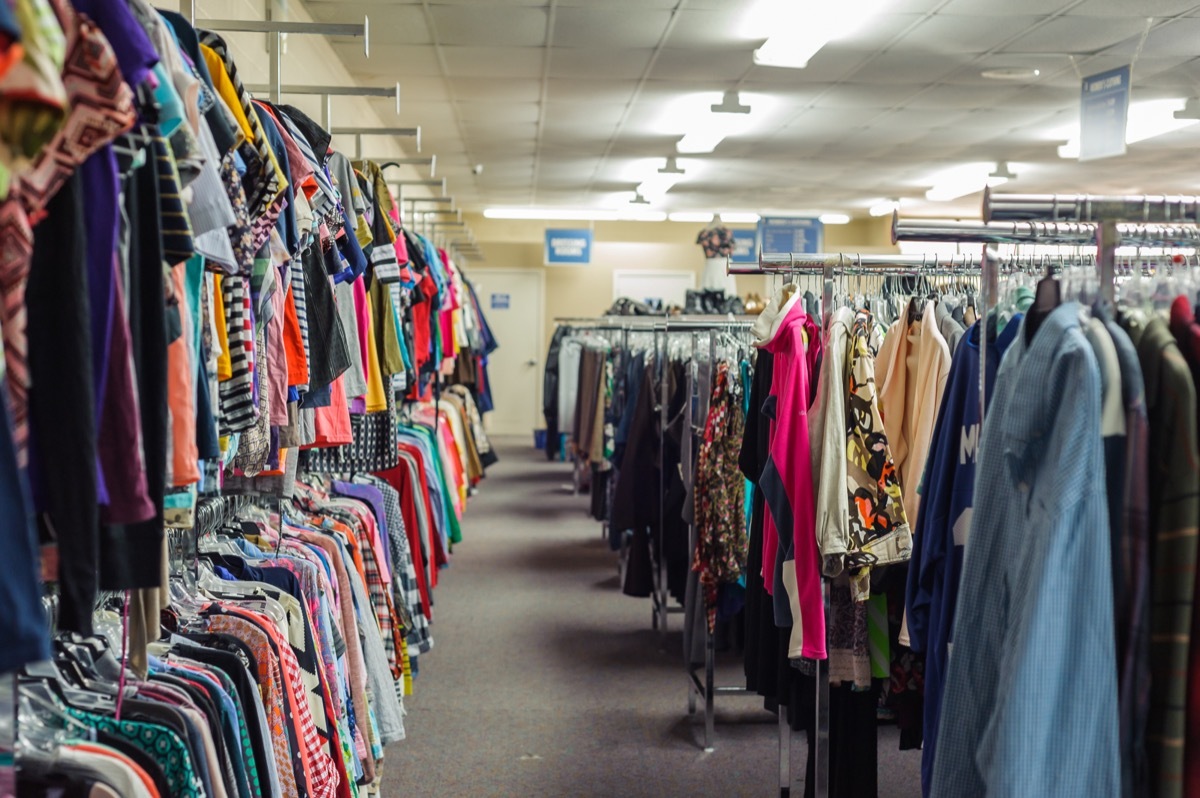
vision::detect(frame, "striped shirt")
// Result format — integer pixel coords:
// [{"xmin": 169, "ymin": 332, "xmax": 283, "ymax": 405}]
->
[{"xmin": 1124, "ymin": 315, "xmax": 1199, "ymax": 798}]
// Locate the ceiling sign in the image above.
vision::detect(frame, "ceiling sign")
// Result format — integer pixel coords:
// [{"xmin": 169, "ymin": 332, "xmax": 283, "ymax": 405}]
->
[
  {"xmin": 1079, "ymin": 65, "xmax": 1131, "ymax": 162},
  {"xmin": 730, "ymin": 229, "xmax": 758, "ymax": 264},
  {"xmin": 758, "ymin": 217, "xmax": 824, "ymax": 256},
  {"xmin": 544, "ymin": 228, "xmax": 593, "ymax": 265}
]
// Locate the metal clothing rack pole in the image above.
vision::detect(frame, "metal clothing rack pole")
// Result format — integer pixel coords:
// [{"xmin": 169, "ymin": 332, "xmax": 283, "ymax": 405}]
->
[
  {"xmin": 982, "ymin": 191, "xmax": 1200, "ymax": 303},
  {"xmin": 243, "ymin": 84, "xmax": 401, "ymax": 129},
  {"xmin": 657, "ymin": 317, "xmax": 761, "ymax": 755},
  {"xmin": 983, "ymin": 189, "xmax": 1200, "ymax": 224},
  {"xmin": 334, "ymin": 127, "xmax": 422, "ymax": 158},
  {"xmin": 892, "ymin": 215, "xmax": 1200, "ymax": 249},
  {"xmin": 189, "ymin": 15, "xmax": 370, "ymax": 103}
]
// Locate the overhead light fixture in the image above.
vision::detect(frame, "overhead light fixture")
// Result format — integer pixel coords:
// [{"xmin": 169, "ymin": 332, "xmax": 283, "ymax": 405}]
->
[
  {"xmin": 1057, "ymin": 97, "xmax": 1199, "ymax": 159},
  {"xmin": 483, "ymin": 208, "xmax": 619, "ymax": 221},
  {"xmin": 661, "ymin": 92, "xmax": 771, "ymax": 155},
  {"xmin": 659, "ymin": 156, "xmax": 686, "ymax": 175},
  {"xmin": 989, "ymin": 161, "xmax": 1017, "ymax": 181},
  {"xmin": 981, "ymin": 67, "xmax": 1041, "ymax": 81},
  {"xmin": 720, "ymin": 212, "xmax": 760, "ymax": 224},
  {"xmin": 637, "ymin": 174, "xmax": 684, "ymax": 199},
  {"xmin": 819, "ymin": 213, "xmax": 851, "ymax": 225},
  {"xmin": 617, "ymin": 209, "xmax": 668, "ymax": 222},
  {"xmin": 669, "ymin": 211, "xmax": 715, "ymax": 223},
  {"xmin": 924, "ymin": 162, "xmax": 1013, "ymax": 203},
  {"xmin": 629, "ymin": 191, "xmax": 652, "ymax": 206},
  {"xmin": 751, "ymin": 0, "xmax": 893, "ymax": 70},
  {"xmin": 868, "ymin": 198, "xmax": 903, "ymax": 217},
  {"xmin": 711, "ymin": 90, "xmax": 751, "ymax": 115},
  {"xmin": 1175, "ymin": 98, "xmax": 1200, "ymax": 120},
  {"xmin": 677, "ymin": 128, "xmax": 730, "ymax": 154}
]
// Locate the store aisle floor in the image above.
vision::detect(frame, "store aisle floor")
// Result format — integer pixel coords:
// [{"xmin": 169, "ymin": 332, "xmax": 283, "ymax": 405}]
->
[{"xmin": 383, "ymin": 439, "xmax": 922, "ymax": 798}]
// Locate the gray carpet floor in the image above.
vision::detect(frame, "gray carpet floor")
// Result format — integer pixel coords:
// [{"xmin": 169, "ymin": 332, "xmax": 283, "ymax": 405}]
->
[{"xmin": 381, "ymin": 438, "xmax": 923, "ymax": 797}]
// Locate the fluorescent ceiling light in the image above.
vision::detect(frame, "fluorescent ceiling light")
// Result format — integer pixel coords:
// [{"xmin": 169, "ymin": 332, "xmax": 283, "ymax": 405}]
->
[
  {"xmin": 981, "ymin": 67, "xmax": 1040, "ymax": 81},
  {"xmin": 677, "ymin": 129, "xmax": 730, "ymax": 154},
  {"xmin": 1057, "ymin": 98, "xmax": 1198, "ymax": 159},
  {"xmin": 924, "ymin": 163, "xmax": 1012, "ymax": 203},
  {"xmin": 750, "ymin": 0, "xmax": 893, "ymax": 70},
  {"xmin": 869, "ymin": 199, "xmax": 902, "ymax": 217},
  {"xmin": 616, "ymin": 210, "xmax": 668, "ymax": 222},
  {"xmin": 484, "ymin": 208, "xmax": 618, "ymax": 221},
  {"xmin": 720, "ymin": 212, "xmax": 760, "ymax": 223},
  {"xmin": 819, "ymin": 213, "xmax": 851, "ymax": 225},
  {"xmin": 637, "ymin": 171, "xmax": 685, "ymax": 199},
  {"xmin": 661, "ymin": 93, "xmax": 767, "ymax": 154},
  {"xmin": 669, "ymin": 212, "xmax": 715, "ymax": 223}
]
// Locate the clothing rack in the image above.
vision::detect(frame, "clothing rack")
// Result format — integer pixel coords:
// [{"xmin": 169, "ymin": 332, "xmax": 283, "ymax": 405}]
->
[
  {"xmin": 733, "ymin": 254, "xmax": 984, "ymax": 798},
  {"xmin": 644, "ymin": 317, "xmax": 765, "ymax": 758},
  {"xmin": 654, "ymin": 317, "xmax": 757, "ymax": 646},
  {"xmin": 552, "ymin": 318, "xmax": 661, "ymax": 502},
  {"xmin": 983, "ymin": 189, "xmax": 1200, "ymax": 224},
  {"xmin": 553, "ymin": 316, "xmax": 668, "ymax": 631},
  {"xmin": 891, "ymin": 215, "xmax": 1200, "ymax": 248}
]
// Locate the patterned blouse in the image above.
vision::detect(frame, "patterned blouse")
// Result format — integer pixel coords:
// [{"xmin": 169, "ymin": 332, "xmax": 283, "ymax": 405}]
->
[{"xmin": 692, "ymin": 361, "xmax": 747, "ymax": 633}]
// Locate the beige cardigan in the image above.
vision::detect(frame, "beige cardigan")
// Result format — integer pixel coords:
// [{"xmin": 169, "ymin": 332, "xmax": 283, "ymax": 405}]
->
[{"xmin": 875, "ymin": 300, "xmax": 951, "ymax": 527}]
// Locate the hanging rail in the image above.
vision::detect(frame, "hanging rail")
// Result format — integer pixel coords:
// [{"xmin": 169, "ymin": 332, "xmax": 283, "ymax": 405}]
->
[
  {"xmin": 376, "ymin": 157, "xmax": 437, "ymax": 178},
  {"xmin": 893, "ymin": 215, "xmax": 1200, "ymax": 248},
  {"xmin": 187, "ymin": 14, "xmax": 371, "ymax": 102},
  {"xmin": 244, "ymin": 83, "xmax": 400, "ymax": 128},
  {"xmin": 983, "ymin": 188, "xmax": 1200, "ymax": 224},
  {"xmin": 729, "ymin": 252, "xmax": 982, "ymax": 276}
]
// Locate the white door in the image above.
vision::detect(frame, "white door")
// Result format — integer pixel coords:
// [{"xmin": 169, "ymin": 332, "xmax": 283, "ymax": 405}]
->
[
  {"xmin": 474, "ymin": 269, "xmax": 544, "ymax": 437},
  {"xmin": 612, "ymin": 269, "xmax": 695, "ymax": 309}
]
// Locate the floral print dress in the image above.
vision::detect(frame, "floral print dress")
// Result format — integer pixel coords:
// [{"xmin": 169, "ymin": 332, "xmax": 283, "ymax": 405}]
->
[{"xmin": 693, "ymin": 360, "xmax": 747, "ymax": 633}]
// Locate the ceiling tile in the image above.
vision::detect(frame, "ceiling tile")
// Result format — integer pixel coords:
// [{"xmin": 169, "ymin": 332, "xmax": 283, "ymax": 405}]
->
[
  {"xmin": 550, "ymin": 47, "xmax": 654, "ymax": 79},
  {"xmin": 666, "ymin": 7, "xmax": 758, "ymax": 48},
  {"xmin": 750, "ymin": 48, "xmax": 873, "ymax": 84},
  {"xmin": 545, "ymin": 78, "xmax": 637, "ymax": 104},
  {"xmin": 449, "ymin": 76, "xmax": 542, "ymax": 102},
  {"xmin": 441, "ymin": 46, "xmax": 544, "ymax": 78},
  {"xmin": 838, "ymin": 13, "xmax": 931, "ymax": 49},
  {"xmin": 1066, "ymin": 0, "xmax": 1200, "ymax": 16},
  {"xmin": 1002, "ymin": 16, "xmax": 1143, "ymax": 53},
  {"xmin": 543, "ymin": 102, "xmax": 628, "ymax": 127},
  {"xmin": 552, "ymin": 6, "xmax": 674, "ymax": 49},
  {"xmin": 811, "ymin": 83, "xmax": 916, "ymax": 110},
  {"xmin": 937, "ymin": 0, "xmax": 1076, "ymax": 14},
  {"xmin": 651, "ymin": 48, "xmax": 753, "ymax": 82},
  {"xmin": 897, "ymin": 15, "xmax": 1044, "ymax": 53},
  {"xmin": 844, "ymin": 51, "xmax": 969, "ymax": 84},
  {"xmin": 429, "ymin": 6, "xmax": 548, "ymax": 47},
  {"xmin": 331, "ymin": 42, "xmax": 443, "ymax": 77},
  {"xmin": 458, "ymin": 102, "xmax": 540, "ymax": 124},
  {"xmin": 1136, "ymin": 19, "xmax": 1200, "ymax": 57}
]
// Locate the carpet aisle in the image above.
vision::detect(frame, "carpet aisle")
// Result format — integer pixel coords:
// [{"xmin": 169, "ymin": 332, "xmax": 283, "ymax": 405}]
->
[{"xmin": 382, "ymin": 439, "xmax": 922, "ymax": 797}]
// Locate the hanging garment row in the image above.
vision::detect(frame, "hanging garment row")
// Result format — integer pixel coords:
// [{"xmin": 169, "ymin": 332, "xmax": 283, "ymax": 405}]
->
[
  {"xmin": 14, "ymin": 351, "xmax": 495, "ymax": 798},
  {"xmin": 924, "ymin": 257, "xmax": 1200, "ymax": 798},
  {"xmin": 730, "ymin": 265, "xmax": 984, "ymax": 797},
  {"xmin": 0, "ymin": 0, "xmax": 500, "ymax": 794}
]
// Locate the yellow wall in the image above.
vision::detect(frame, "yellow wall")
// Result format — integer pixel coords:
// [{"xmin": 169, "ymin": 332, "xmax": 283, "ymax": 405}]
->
[{"xmin": 459, "ymin": 214, "xmax": 899, "ymax": 348}]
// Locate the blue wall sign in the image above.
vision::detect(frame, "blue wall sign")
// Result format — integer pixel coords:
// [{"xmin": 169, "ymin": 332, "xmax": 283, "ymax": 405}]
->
[
  {"xmin": 758, "ymin": 217, "xmax": 823, "ymax": 256},
  {"xmin": 1079, "ymin": 65, "xmax": 1130, "ymax": 162},
  {"xmin": 490, "ymin": 293, "xmax": 510, "ymax": 310},
  {"xmin": 544, "ymin": 228, "xmax": 593, "ymax": 265},
  {"xmin": 730, "ymin": 229, "xmax": 758, "ymax": 264}
]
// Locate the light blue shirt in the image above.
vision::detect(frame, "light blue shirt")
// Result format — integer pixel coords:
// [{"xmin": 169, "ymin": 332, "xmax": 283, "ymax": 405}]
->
[{"xmin": 931, "ymin": 303, "xmax": 1120, "ymax": 797}]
